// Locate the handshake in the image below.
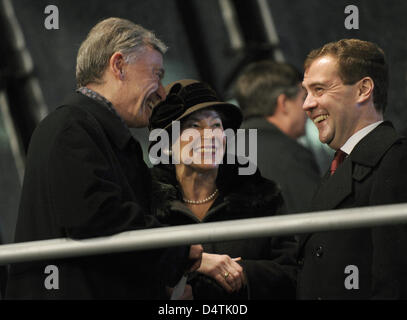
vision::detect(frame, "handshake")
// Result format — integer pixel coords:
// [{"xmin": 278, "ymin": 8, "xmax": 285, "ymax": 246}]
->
[{"xmin": 168, "ymin": 245, "xmax": 247, "ymax": 300}]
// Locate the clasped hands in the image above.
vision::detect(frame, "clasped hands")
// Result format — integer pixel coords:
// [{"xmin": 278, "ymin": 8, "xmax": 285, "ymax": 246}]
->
[
  {"xmin": 197, "ymin": 252, "xmax": 246, "ymax": 293},
  {"xmin": 168, "ymin": 246, "xmax": 246, "ymax": 299}
]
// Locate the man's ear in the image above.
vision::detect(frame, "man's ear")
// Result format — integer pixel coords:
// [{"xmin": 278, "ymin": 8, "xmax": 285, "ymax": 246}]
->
[
  {"xmin": 109, "ymin": 52, "xmax": 126, "ymax": 80},
  {"xmin": 276, "ymin": 94, "xmax": 288, "ymax": 115},
  {"xmin": 357, "ymin": 77, "xmax": 374, "ymax": 104}
]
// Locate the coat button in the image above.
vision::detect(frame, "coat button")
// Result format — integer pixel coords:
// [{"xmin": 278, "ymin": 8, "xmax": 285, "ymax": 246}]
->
[
  {"xmin": 315, "ymin": 246, "xmax": 323, "ymax": 257},
  {"xmin": 297, "ymin": 258, "xmax": 304, "ymax": 266}
]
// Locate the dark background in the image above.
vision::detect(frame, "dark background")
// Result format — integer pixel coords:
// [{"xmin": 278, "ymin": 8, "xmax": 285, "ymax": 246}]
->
[{"xmin": 1, "ymin": 0, "xmax": 407, "ymax": 244}]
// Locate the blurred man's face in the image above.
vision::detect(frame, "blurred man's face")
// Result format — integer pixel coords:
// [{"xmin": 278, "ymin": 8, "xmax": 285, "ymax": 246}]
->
[
  {"xmin": 302, "ymin": 55, "xmax": 361, "ymax": 150},
  {"xmin": 285, "ymin": 86, "xmax": 307, "ymax": 139},
  {"xmin": 119, "ymin": 46, "xmax": 165, "ymax": 128}
]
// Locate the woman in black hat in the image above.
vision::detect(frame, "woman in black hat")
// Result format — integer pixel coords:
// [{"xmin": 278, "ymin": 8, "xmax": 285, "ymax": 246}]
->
[{"xmin": 149, "ymin": 79, "xmax": 297, "ymax": 300}]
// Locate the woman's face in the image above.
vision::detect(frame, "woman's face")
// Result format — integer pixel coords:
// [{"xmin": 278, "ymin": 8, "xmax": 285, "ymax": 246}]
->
[{"xmin": 173, "ymin": 109, "xmax": 226, "ymax": 171}]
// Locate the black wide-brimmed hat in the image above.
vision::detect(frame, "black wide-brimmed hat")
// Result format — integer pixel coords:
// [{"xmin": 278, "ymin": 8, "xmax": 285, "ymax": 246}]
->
[{"xmin": 149, "ymin": 79, "xmax": 242, "ymax": 132}]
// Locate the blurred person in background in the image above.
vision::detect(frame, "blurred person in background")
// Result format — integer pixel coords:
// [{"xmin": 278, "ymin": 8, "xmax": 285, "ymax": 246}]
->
[
  {"xmin": 0, "ymin": 228, "xmax": 5, "ymax": 299},
  {"xmin": 234, "ymin": 61, "xmax": 321, "ymax": 214}
]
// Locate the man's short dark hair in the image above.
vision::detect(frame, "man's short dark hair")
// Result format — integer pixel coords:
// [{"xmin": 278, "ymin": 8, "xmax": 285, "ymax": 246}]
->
[
  {"xmin": 304, "ymin": 38, "xmax": 388, "ymax": 113},
  {"xmin": 234, "ymin": 60, "xmax": 302, "ymax": 119}
]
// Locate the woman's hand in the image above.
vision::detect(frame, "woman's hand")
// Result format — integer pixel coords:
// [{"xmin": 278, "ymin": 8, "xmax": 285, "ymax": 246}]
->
[{"xmin": 197, "ymin": 253, "xmax": 246, "ymax": 293}]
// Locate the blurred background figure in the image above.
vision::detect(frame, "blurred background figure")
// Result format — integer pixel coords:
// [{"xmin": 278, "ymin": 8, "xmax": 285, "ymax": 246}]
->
[
  {"xmin": 0, "ymin": 229, "xmax": 5, "ymax": 298},
  {"xmin": 1, "ymin": 0, "xmax": 49, "ymax": 296},
  {"xmin": 0, "ymin": 0, "xmax": 48, "ymax": 245},
  {"xmin": 234, "ymin": 61, "xmax": 320, "ymax": 213}
]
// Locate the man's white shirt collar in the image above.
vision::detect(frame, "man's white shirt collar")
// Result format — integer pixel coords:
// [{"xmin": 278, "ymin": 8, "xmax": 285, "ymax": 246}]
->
[{"xmin": 340, "ymin": 121, "xmax": 384, "ymax": 155}]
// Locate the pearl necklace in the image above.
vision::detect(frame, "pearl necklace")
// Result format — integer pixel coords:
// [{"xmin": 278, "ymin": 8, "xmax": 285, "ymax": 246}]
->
[{"xmin": 183, "ymin": 189, "xmax": 219, "ymax": 205}]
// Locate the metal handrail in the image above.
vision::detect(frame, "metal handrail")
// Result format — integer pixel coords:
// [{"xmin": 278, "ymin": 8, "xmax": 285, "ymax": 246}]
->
[{"xmin": 1, "ymin": 202, "xmax": 407, "ymax": 265}]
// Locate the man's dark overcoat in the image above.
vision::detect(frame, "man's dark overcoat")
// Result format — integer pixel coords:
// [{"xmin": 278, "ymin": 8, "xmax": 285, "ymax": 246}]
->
[
  {"xmin": 297, "ymin": 122, "xmax": 407, "ymax": 299},
  {"xmin": 6, "ymin": 93, "xmax": 188, "ymax": 299}
]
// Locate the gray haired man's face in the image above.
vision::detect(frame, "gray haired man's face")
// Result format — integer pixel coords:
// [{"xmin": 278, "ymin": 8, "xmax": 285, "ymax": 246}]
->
[{"xmin": 118, "ymin": 46, "xmax": 166, "ymax": 128}]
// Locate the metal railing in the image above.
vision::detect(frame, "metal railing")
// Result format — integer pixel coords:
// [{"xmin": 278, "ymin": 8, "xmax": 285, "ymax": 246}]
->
[{"xmin": 1, "ymin": 202, "xmax": 407, "ymax": 265}]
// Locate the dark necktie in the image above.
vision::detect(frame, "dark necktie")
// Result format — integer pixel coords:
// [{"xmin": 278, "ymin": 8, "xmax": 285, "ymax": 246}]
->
[{"xmin": 330, "ymin": 149, "xmax": 347, "ymax": 176}]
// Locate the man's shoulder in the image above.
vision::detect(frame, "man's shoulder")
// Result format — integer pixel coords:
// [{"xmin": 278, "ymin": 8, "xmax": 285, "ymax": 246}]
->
[
  {"xmin": 27, "ymin": 98, "xmax": 108, "ymax": 158},
  {"xmin": 351, "ymin": 121, "xmax": 405, "ymax": 167},
  {"xmin": 241, "ymin": 117, "xmax": 281, "ymax": 137},
  {"xmin": 243, "ymin": 118, "xmax": 311, "ymax": 152},
  {"xmin": 49, "ymin": 92, "xmax": 108, "ymax": 123},
  {"xmin": 34, "ymin": 103, "xmax": 95, "ymax": 138},
  {"xmin": 348, "ymin": 122, "xmax": 407, "ymax": 189},
  {"xmin": 363, "ymin": 125, "xmax": 407, "ymax": 203},
  {"xmin": 376, "ymin": 133, "xmax": 407, "ymax": 170},
  {"xmin": 253, "ymin": 127, "xmax": 318, "ymax": 169},
  {"xmin": 39, "ymin": 91, "xmax": 115, "ymax": 131}
]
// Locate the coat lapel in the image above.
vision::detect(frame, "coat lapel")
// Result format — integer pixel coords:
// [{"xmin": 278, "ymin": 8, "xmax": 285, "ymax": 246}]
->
[
  {"xmin": 310, "ymin": 158, "xmax": 353, "ymax": 211},
  {"xmin": 298, "ymin": 159, "xmax": 353, "ymax": 249}
]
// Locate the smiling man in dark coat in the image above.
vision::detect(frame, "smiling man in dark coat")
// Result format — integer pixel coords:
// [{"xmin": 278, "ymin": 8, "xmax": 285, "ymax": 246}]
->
[
  {"xmin": 5, "ymin": 17, "xmax": 202, "ymax": 299},
  {"xmin": 298, "ymin": 39, "xmax": 407, "ymax": 299}
]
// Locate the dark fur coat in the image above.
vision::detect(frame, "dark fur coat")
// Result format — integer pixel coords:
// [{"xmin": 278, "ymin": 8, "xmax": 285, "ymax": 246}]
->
[{"xmin": 151, "ymin": 163, "xmax": 298, "ymax": 300}]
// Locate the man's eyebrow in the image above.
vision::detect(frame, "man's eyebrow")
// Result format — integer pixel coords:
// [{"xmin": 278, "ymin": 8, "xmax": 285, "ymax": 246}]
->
[{"xmin": 304, "ymin": 82, "xmax": 326, "ymax": 89}]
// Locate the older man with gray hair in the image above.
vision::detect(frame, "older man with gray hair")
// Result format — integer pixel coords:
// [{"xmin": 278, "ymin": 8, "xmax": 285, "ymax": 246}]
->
[{"xmin": 6, "ymin": 17, "xmax": 202, "ymax": 299}]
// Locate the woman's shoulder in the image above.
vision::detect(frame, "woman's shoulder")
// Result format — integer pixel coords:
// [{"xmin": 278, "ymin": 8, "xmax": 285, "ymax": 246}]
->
[
  {"xmin": 218, "ymin": 163, "xmax": 284, "ymax": 217},
  {"xmin": 218, "ymin": 161, "xmax": 280, "ymax": 194}
]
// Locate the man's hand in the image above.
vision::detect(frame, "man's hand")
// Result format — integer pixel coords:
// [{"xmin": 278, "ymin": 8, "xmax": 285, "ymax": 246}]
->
[
  {"xmin": 197, "ymin": 253, "xmax": 246, "ymax": 293},
  {"xmin": 188, "ymin": 244, "xmax": 203, "ymax": 272}
]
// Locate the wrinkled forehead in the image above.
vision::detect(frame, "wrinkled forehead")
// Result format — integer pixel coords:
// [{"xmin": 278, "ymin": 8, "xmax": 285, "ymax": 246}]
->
[
  {"xmin": 303, "ymin": 55, "xmax": 341, "ymax": 87},
  {"xmin": 130, "ymin": 46, "xmax": 164, "ymax": 69}
]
